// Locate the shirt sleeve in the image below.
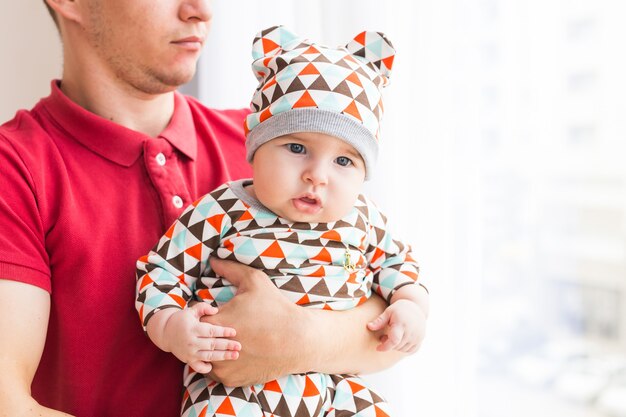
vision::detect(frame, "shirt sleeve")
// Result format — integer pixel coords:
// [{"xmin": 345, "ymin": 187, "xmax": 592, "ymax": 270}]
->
[
  {"xmin": 135, "ymin": 186, "xmax": 231, "ymax": 329},
  {"xmin": 362, "ymin": 196, "xmax": 421, "ymax": 303},
  {"xmin": 0, "ymin": 133, "xmax": 51, "ymax": 291}
]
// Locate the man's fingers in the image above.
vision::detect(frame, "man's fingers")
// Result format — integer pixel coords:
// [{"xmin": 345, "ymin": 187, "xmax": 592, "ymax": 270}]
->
[{"xmin": 210, "ymin": 257, "xmax": 267, "ymax": 289}]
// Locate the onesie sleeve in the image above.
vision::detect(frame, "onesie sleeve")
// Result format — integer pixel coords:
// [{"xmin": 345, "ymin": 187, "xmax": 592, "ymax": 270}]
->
[
  {"xmin": 362, "ymin": 196, "xmax": 421, "ymax": 303},
  {"xmin": 135, "ymin": 185, "xmax": 232, "ymax": 329},
  {"xmin": 0, "ymin": 133, "xmax": 51, "ymax": 291}
]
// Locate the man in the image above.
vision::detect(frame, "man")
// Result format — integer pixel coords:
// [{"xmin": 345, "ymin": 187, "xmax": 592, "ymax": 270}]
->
[{"xmin": 0, "ymin": 1, "xmax": 429, "ymax": 416}]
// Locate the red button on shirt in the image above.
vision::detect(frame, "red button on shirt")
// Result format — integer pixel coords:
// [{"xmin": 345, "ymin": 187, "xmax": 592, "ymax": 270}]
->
[{"xmin": 0, "ymin": 81, "xmax": 252, "ymax": 417}]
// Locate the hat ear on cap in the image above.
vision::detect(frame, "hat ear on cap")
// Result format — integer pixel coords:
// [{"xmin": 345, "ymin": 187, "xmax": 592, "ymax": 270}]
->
[
  {"xmin": 251, "ymin": 25, "xmax": 303, "ymax": 60},
  {"xmin": 251, "ymin": 25, "xmax": 304, "ymax": 82},
  {"xmin": 345, "ymin": 31, "xmax": 395, "ymax": 85}
]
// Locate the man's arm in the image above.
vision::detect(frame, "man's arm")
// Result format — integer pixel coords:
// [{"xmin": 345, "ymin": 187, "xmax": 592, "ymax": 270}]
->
[
  {"xmin": 202, "ymin": 258, "xmax": 427, "ymax": 387},
  {"xmin": 299, "ymin": 293, "xmax": 409, "ymax": 374},
  {"xmin": 0, "ymin": 280, "xmax": 74, "ymax": 417}
]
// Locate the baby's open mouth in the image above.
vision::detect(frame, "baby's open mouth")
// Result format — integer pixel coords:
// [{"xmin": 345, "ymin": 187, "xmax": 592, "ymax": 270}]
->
[
  {"xmin": 292, "ymin": 195, "xmax": 322, "ymax": 214},
  {"xmin": 299, "ymin": 196, "xmax": 318, "ymax": 204}
]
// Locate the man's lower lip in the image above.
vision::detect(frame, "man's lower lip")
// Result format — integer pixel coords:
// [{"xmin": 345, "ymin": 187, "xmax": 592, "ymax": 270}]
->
[{"xmin": 172, "ymin": 42, "xmax": 202, "ymax": 51}]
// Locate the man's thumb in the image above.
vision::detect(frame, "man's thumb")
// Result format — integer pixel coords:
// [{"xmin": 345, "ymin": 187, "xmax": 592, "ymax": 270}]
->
[{"xmin": 209, "ymin": 257, "xmax": 258, "ymax": 289}]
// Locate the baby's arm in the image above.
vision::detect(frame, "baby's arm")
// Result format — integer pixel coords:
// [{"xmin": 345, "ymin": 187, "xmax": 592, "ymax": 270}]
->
[
  {"xmin": 360, "ymin": 195, "xmax": 429, "ymax": 353},
  {"xmin": 146, "ymin": 303, "xmax": 240, "ymax": 374},
  {"xmin": 136, "ymin": 186, "xmax": 240, "ymax": 372},
  {"xmin": 367, "ymin": 283, "xmax": 429, "ymax": 352}
]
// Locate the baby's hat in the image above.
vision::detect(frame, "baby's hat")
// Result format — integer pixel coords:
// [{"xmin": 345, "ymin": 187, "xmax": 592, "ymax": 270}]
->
[{"xmin": 244, "ymin": 25, "xmax": 395, "ymax": 179}]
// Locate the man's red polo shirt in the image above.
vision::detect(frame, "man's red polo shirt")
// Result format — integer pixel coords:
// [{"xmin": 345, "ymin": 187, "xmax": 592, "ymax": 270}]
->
[{"xmin": 0, "ymin": 81, "xmax": 252, "ymax": 417}]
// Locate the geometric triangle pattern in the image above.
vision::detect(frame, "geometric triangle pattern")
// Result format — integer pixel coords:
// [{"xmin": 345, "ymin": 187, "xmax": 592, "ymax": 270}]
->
[
  {"xmin": 243, "ymin": 26, "xmax": 396, "ymax": 179},
  {"xmin": 136, "ymin": 181, "xmax": 421, "ymax": 329},
  {"xmin": 181, "ymin": 367, "xmax": 391, "ymax": 417},
  {"xmin": 246, "ymin": 26, "xmax": 394, "ymax": 137}
]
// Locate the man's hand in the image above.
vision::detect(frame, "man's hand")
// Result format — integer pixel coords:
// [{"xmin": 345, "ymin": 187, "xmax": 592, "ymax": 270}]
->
[
  {"xmin": 202, "ymin": 258, "xmax": 422, "ymax": 386},
  {"xmin": 200, "ymin": 258, "xmax": 313, "ymax": 387}
]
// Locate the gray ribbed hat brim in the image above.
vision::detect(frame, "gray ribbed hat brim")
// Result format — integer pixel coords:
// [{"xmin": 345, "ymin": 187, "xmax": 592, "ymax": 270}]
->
[{"xmin": 246, "ymin": 108, "xmax": 377, "ymax": 180}]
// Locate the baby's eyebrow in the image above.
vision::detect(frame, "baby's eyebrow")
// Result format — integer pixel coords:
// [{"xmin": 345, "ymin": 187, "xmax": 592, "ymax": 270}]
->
[{"xmin": 341, "ymin": 147, "xmax": 362, "ymax": 160}]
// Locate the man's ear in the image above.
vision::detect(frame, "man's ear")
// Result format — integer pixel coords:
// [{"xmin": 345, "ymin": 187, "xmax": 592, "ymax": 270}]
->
[{"xmin": 44, "ymin": 0, "xmax": 87, "ymax": 25}]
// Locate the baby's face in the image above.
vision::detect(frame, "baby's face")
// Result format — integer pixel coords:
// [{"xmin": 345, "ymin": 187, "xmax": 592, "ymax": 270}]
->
[{"xmin": 250, "ymin": 132, "xmax": 366, "ymax": 223}]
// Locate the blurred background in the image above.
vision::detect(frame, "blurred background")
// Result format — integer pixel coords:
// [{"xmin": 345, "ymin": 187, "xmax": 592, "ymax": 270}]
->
[{"xmin": 2, "ymin": 0, "xmax": 626, "ymax": 416}]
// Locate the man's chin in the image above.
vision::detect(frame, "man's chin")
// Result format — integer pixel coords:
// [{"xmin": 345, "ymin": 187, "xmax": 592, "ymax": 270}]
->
[
  {"xmin": 160, "ymin": 71, "xmax": 196, "ymax": 89},
  {"xmin": 141, "ymin": 69, "xmax": 196, "ymax": 94}
]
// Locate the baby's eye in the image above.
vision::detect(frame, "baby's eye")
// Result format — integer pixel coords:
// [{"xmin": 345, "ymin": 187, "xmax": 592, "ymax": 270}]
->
[
  {"xmin": 287, "ymin": 143, "xmax": 305, "ymax": 154},
  {"xmin": 336, "ymin": 156, "xmax": 353, "ymax": 167}
]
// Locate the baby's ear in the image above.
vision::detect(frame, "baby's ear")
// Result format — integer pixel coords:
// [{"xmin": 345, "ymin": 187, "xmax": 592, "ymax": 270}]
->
[
  {"xmin": 251, "ymin": 25, "xmax": 302, "ymax": 60},
  {"xmin": 345, "ymin": 31, "xmax": 396, "ymax": 85}
]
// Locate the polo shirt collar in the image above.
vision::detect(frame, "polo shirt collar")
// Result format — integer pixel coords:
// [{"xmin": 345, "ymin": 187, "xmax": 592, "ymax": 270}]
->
[{"xmin": 41, "ymin": 80, "xmax": 197, "ymax": 167}]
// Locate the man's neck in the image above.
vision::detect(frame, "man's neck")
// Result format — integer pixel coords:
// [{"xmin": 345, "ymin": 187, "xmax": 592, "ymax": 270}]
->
[{"xmin": 59, "ymin": 71, "xmax": 176, "ymax": 138}]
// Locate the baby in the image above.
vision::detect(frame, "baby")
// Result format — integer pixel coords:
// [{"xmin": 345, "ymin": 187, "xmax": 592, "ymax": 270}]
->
[{"xmin": 137, "ymin": 26, "xmax": 428, "ymax": 417}]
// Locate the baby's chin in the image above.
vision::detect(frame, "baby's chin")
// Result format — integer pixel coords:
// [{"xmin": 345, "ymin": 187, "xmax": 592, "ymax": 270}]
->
[
  {"xmin": 282, "ymin": 209, "xmax": 348, "ymax": 225},
  {"xmin": 289, "ymin": 215, "xmax": 333, "ymax": 224},
  {"xmin": 268, "ymin": 199, "xmax": 352, "ymax": 224}
]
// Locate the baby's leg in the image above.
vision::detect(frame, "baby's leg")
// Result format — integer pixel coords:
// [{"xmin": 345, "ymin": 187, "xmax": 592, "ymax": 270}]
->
[
  {"xmin": 181, "ymin": 370, "xmax": 384, "ymax": 417},
  {"xmin": 181, "ymin": 368, "xmax": 265, "ymax": 417},
  {"xmin": 186, "ymin": 372, "xmax": 329, "ymax": 416},
  {"xmin": 324, "ymin": 374, "xmax": 391, "ymax": 417},
  {"xmin": 249, "ymin": 373, "xmax": 328, "ymax": 416}
]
